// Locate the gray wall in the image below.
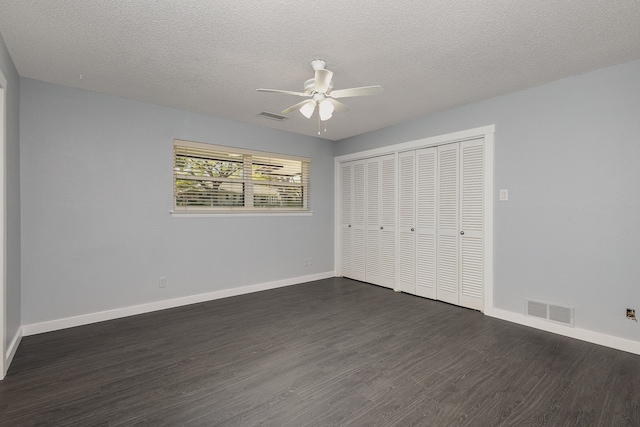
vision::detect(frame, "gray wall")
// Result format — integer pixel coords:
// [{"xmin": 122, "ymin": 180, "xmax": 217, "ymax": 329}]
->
[
  {"xmin": 17, "ymin": 58, "xmax": 640, "ymax": 345},
  {"xmin": 20, "ymin": 79, "xmax": 334, "ymax": 325},
  {"xmin": 0, "ymin": 33, "xmax": 20, "ymax": 356},
  {"xmin": 336, "ymin": 59, "xmax": 640, "ymax": 342}
]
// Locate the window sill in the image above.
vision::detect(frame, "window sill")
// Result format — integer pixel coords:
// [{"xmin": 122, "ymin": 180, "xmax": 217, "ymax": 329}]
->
[{"xmin": 170, "ymin": 210, "xmax": 314, "ymax": 218}]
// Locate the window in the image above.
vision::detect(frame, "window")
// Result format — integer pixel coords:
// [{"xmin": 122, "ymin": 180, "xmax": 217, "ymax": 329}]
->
[{"xmin": 173, "ymin": 140, "xmax": 310, "ymax": 213}]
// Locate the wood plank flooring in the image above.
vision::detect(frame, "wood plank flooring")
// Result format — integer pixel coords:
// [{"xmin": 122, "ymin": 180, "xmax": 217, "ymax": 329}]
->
[{"xmin": 1, "ymin": 277, "xmax": 639, "ymax": 426}]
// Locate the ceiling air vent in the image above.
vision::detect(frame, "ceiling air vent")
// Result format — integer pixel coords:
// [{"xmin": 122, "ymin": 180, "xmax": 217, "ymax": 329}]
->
[{"xmin": 258, "ymin": 111, "xmax": 288, "ymax": 121}]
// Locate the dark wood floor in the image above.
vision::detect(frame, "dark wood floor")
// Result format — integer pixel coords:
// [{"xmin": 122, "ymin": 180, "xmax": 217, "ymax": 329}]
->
[{"xmin": 1, "ymin": 278, "xmax": 639, "ymax": 426}]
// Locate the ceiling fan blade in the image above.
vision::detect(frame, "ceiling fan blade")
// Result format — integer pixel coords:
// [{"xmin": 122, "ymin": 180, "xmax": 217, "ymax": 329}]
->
[
  {"xmin": 329, "ymin": 85, "xmax": 383, "ymax": 99},
  {"xmin": 256, "ymin": 88, "xmax": 308, "ymax": 96},
  {"xmin": 327, "ymin": 98, "xmax": 350, "ymax": 113},
  {"xmin": 314, "ymin": 69, "xmax": 333, "ymax": 93},
  {"xmin": 281, "ymin": 99, "xmax": 314, "ymax": 115}
]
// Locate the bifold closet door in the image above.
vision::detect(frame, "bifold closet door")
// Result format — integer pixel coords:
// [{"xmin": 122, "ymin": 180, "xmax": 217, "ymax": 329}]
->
[
  {"xmin": 397, "ymin": 148, "xmax": 437, "ymax": 297},
  {"xmin": 397, "ymin": 151, "xmax": 416, "ymax": 294},
  {"xmin": 344, "ymin": 140, "xmax": 483, "ymax": 308},
  {"xmin": 365, "ymin": 154, "xmax": 396, "ymax": 288},
  {"xmin": 340, "ymin": 160, "xmax": 366, "ymax": 282},
  {"xmin": 436, "ymin": 143, "xmax": 460, "ymax": 305},
  {"xmin": 459, "ymin": 139, "xmax": 484, "ymax": 310},
  {"xmin": 415, "ymin": 147, "xmax": 437, "ymax": 299},
  {"xmin": 436, "ymin": 139, "xmax": 484, "ymax": 310}
]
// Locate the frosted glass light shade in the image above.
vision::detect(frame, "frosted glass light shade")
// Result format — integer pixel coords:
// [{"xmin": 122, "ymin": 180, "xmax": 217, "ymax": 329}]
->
[
  {"xmin": 319, "ymin": 99, "xmax": 334, "ymax": 121},
  {"xmin": 300, "ymin": 101, "xmax": 316, "ymax": 119}
]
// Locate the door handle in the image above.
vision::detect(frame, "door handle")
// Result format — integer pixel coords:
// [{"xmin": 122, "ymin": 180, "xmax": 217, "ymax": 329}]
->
[{"xmin": 460, "ymin": 231, "xmax": 464, "ymax": 235}]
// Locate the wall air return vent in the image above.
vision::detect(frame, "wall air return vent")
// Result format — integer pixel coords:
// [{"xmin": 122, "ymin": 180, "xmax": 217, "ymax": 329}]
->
[
  {"xmin": 526, "ymin": 299, "xmax": 574, "ymax": 327},
  {"xmin": 258, "ymin": 111, "xmax": 289, "ymax": 121},
  {"xmin": 549, "ymin": 304, "xmax": 574, "ymax": 326},
  {"xmin": 526, "ymin": 300, "xmax": 548, "ymax": 319}
]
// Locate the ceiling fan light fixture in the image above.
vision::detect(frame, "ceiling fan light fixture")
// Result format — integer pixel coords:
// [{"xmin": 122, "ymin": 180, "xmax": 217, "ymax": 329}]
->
[
  {"xmin": 319, "ymin": 99, "xmax": 334, "ymax": 121},
  {"xmin": 300, "ymin": 100, "xmax": 316, "ymax": 119},
  {"xmin": 257, "ymin": 59, "xmax": 383, "ymax": 131}
]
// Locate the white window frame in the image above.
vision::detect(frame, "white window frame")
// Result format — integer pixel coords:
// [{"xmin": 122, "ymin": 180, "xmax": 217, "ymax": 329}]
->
[{"xmin": 171, "ymin": 140, "xmax": 312, "ymax": 217}]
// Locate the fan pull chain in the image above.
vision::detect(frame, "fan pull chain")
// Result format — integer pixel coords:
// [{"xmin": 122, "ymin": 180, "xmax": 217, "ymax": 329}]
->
[{"xmin": 318, "ymin": 113, "xmax": 321, "ymax": 135}]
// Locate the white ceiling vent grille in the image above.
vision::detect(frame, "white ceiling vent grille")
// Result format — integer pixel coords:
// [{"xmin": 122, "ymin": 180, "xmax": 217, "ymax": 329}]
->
[
  {"xmin": 526, "ymin": 299, "xmax": 574, "ymax": 327},
  {"xmin": 257, "ymin": 112, "xmax": 289, "ymax": 121}
]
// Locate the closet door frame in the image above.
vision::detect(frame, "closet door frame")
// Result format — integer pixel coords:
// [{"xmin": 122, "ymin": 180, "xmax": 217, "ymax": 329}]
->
[{"xmin": 334, "ymin": 125, "xmax": 495, "ymax": 315}]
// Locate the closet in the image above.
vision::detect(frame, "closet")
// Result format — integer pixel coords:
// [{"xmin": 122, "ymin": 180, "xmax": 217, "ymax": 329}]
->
[{"xmin": 340, "ymin": 136, "xmax": 486, "ymax": 311}]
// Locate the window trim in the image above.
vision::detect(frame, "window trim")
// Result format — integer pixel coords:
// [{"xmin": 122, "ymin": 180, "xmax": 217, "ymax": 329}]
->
[
  {"xmin": 171, "ymin": 139, "xmax": 311, "ymax": 216},
  {"xmin": 170, "ymin": 211, "xmax": 314, "ymax": 218}
]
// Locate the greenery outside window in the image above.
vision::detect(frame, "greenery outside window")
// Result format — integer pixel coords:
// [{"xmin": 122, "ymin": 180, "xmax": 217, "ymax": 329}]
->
[{"xmin": 173, "ymin": 140, "xmax": 310, "ymax": 213}]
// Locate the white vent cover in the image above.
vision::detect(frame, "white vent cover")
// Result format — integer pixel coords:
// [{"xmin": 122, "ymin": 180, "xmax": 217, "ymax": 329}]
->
[
  {"xmin": 526, "ymin": 299, "xmax": 574, "ymax": 327},
  {"xmin": 526, "ymin": 300, "xmax": 548, "ymax": 319},
  {"xmin": 257, "ymin": 111, "xmax": 289, "ymax": 121},
  {"xmin": 549, "ymin": 304, "xmax": 574, "ymax": 325}
]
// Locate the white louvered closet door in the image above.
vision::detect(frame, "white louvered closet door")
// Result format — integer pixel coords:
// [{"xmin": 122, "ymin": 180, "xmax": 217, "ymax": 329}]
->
[
  {"xmin": 365, "ymin": 154, "xmax": 396, "ymax": 288},
  {"xmin": 365, "ymin": 158, "xmax": 381, "ymax": 285},
  {"xmin": 415, "ymin": 147, "xmax": 437, "ymax": 299},
  {"xmin": 398, "ymin": 151, "xmax": 416, "ymax": 294},
  {"xmin": 436, "ymin": 143, "xmax": 460, "ymax": 305},
  {"xmin": 459, "ymin": 139, "xmax": 484, "ymax": 310},
  {"xmin": 351, "ymin": 161, "xmax": 366, "ymax": 281},
  {"xmin": 341, "ymin": 138, "xmax": 484, "ymax": 309},
  {"xmin": 379, "ymin": 155, "xmax": 396, "ymax": 288},
  {"xmin": 340, "ymin": 160, "xmax": 366, "ymax": 281},
  {"xmin": 340, "ymin": 162, "xmax": 353, "ymax": 278}
]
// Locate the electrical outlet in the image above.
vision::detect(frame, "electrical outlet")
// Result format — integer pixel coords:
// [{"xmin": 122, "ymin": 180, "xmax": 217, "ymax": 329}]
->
[
  {"xmin": 159, "ymin": 277, "xmax": 166, "ymax": 288},
  {"xmin": 626, "ymin": 308, "xmax": 637, "ymax": 321}
]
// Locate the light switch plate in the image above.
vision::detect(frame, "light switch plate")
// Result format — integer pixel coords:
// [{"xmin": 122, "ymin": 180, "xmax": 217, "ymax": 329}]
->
[{"xmin": 499, "ymin": 189, "xmax": 509, "ymax": 201}]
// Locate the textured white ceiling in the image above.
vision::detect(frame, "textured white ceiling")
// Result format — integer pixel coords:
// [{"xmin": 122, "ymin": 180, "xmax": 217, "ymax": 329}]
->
[{"xmin": 0, "ymin": 1, "xmax": 639, "ymax": 141}]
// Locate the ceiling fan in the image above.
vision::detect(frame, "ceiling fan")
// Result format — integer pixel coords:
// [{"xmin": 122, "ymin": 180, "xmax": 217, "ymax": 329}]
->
[{"xmin": 257, "ymin": 59, "xmax": 383, "ymax": 133}]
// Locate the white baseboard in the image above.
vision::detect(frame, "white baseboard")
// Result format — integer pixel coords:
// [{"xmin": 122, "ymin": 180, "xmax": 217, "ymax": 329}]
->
[
  {"xmin": 489, "ymin": 308, "xmax": 640, "ymax": 356},
  {"xmin": 3, "ymin": 326, "xmax": 23, "ymax": 378},
  {"xmin": 22, "ymin": 271, "xmax": 335, "ymax": 337},
  {"xmin": 20, "ymin": 276, "xmax": 639, "ymax": 357}
]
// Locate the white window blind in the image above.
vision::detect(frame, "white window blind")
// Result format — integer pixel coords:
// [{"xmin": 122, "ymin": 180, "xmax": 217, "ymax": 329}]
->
[{"xmin": 173, "ymin": 140, "xmax": 310, "ymax": 213}]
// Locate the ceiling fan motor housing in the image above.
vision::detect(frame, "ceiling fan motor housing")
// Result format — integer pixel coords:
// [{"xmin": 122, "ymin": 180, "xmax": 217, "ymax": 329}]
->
[
  {"xmin": 304, "ymin": 78, "xmax": 333, "ymax": 95},
  {"xmin": 310, "ymin": 59, "xmax": 327, "ymax": 71}
]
